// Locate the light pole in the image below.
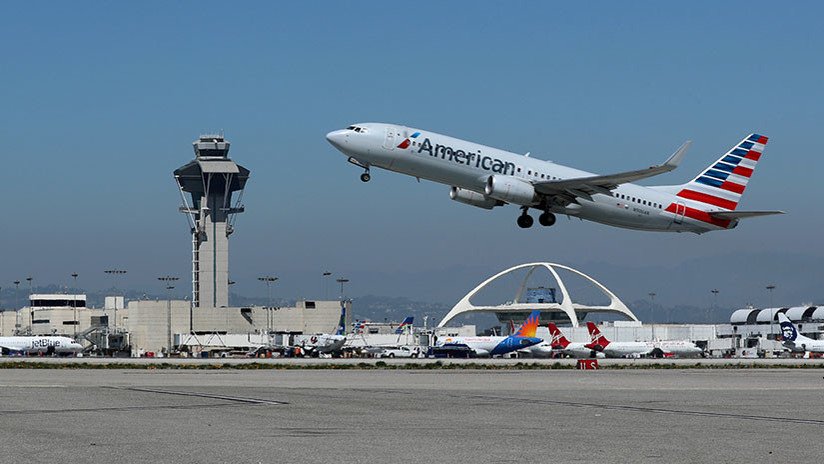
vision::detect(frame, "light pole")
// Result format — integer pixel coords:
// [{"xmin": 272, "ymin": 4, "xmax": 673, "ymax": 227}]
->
[
  {"xmin": 26, "ymin": 277, "xmax": 33, "ymax": 335},
  {"xmin": 258, "ymin": 276, "xmax": 278, "ymax": 334},
  {"xmin": 13, "ymin": 280, "xmax": 20, "ymax": 335},
  {"xmin": 71, "ymin": 273, "xmax": 79, "ymax": 336},
  {"xmin": 104, "ymin": 269, "xmax": 127, "ymax": 332},
  {"xmin": 766, "ymin": 284, "xmax": 776, "ymax": 308},
  {"xmin": 710, "ymin": 289, "xmax": 719, "ymax": 324},
  {"xmin": 336, "ymin": 278, "xmax": 349, "ymax": 301},
  {"xmin": 322, "ymin": 271, "xmax": 332, "ymax": 300},
  {"xmin": 158, "ymin": 276, "xmax": 179, "ymax": 354}
]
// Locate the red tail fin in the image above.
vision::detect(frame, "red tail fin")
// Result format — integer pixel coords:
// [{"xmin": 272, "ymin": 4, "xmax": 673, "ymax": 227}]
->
[
  {"xmin": 547, "ymin": 323, "xmax": 570, "ymax": 349},
  {"xmin": 585, "ymin": 322, "xmax": 610, "ymax": 349}
]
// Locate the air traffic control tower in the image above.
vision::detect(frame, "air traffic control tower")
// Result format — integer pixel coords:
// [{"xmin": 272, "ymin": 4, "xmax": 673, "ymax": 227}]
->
[{"xmin": 174, "ymin": 135, "xmax": 250, "ymax": 308}]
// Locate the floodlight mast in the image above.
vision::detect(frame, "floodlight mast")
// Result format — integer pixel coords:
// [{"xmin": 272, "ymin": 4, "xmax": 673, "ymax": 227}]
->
[{"xmin": 174, "ymin": 135, "xmax": 250, "ymax": 309}]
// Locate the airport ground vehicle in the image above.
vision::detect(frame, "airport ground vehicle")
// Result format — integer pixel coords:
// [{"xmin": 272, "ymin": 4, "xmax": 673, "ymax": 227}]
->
[{"xmin": 377, "ymin": 346, "xmax": 422, "ymax": 358}]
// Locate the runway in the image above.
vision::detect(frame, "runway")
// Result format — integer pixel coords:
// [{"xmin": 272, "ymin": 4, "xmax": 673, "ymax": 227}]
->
[{"xmin": 0, "ymin": 368, "xmax": 821, "ymax": 463}]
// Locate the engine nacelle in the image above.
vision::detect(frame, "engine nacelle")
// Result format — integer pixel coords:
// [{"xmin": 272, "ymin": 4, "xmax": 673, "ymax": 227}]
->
[
  {"xmin": 484, "ymin": 175, "xmax": 537, "ymax": 205},
  {"xmin": 449, "ymin": 187, "xmax": 502, "ymax": 210}
]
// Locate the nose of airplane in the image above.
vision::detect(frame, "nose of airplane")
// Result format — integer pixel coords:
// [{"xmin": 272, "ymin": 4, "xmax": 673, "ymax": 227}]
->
[{"xmin": 325, "ymin": 130, "xmax": 348, "ymax": 149}]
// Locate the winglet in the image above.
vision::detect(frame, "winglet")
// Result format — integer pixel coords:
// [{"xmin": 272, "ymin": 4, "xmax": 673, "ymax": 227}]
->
[{"xmin": 663, "ymin": 140, "xmax": 691, "ymax": 170}]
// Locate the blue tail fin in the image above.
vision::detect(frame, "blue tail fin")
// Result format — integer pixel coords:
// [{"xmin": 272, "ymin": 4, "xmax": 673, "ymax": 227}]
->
[
  {"xmin": 394, "ymin": 316, "xmax": 414, "ymax": 334},
  {"xmin": 334, "ymin": 302, "xmax": 346, "ymax": 335}
]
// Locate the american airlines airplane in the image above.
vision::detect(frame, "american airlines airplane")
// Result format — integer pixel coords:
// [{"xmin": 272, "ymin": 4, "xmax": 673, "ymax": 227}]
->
[
  {"xmin": 326, "ymin": 124, "xmax": 782, "ymax": 233},
  {"xmin": 777, "ymin": 313, "xmax": 824, "ymax": 353},
  {"xmin": 438, "ymin": 310, "xmax": 543, "ymax": 357},
  {"xmin": 586, "ymin": 322, "xmax": 703, "ymax": 358},
  {"xmin": 0, "ymin": 336, "xmax": 83, "ymax": 355}
]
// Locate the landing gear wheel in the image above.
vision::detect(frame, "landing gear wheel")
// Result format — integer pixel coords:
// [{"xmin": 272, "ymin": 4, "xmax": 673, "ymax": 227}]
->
[
  {"xmin": 539, "ymin": 212, "xmax": 556, "ymax": 227},
  {"xmin": 517, "ymin": 214, "xmax": 534, "ymax": 229},
  {"xmin": 360, "ymin": 172, "xmax": 371, "ymax": 182}
]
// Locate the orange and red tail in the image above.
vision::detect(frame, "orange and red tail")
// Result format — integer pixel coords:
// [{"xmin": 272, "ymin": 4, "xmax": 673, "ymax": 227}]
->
[{"xmin": 514, "ymin": 310, "xmax": 541, "ymax": 338}]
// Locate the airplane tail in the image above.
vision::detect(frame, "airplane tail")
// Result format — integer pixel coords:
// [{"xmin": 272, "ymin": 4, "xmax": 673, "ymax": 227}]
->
[
  {"xmin": 334, "ymin": 302, "xmax": 346, "ymax": 336},
  {"xmin": 777, "ymin": 313, "xmax": 803, "ymax": 343},
  {"xmin": 585, "ymin": 322, "xmax": 611, "ymax": 349},
  {"xmin": 671, "ymin": 134, "xmax": 768, "ymax": 212},
  {"xmin": 513, "ymin": 310, "xmax": 541, "ymax": 338},
  {"xmin": 394, "ymin": 316, "xmax": 414, "ymax": 334},
  {"xmin": 547, "ymin": 322, "xmax": 570, "ymax": 349}
]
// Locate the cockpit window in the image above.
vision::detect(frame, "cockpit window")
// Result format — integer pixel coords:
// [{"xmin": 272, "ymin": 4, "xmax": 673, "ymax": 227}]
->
[
  {"xmin": 346, "ymin": 125, "xmax": 367, "ymax": 133},
  {"xmin": 346, "ymin": 126, "xmax": 355, "ymax": 130}
]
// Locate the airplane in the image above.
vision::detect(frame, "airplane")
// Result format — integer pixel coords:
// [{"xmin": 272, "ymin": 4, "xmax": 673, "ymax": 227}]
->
[
  {"xmin": 302, "ymin": 302, "xmax": 347, "ymax": 356},
  {"xmin": 547, "ymin": 322, "xmax": 603, "ymax": 358},
  {"xmin": 585, "ymin": 322, "xmax": 703, "ymax": 358},
  {"xmin": 394, "ymin": 316, "xmax": 414, "ymax": 334},
  {"xmin": 0, "ymin": 336, "xmax": 83, "ymax": 356},
  {"xmin": 326, "ymin": 124, "xmax": 783, "ymax": 234},
  {"xmin": 777, "ymin": 313, "xmax": 824, "ymax": 353},
  {"xmin": 437, "ymin": 310, "xmax": 543, "ymax": 357}
]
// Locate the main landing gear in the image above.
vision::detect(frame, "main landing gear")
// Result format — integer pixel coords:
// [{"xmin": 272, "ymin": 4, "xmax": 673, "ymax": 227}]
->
[{"xmin": 517, "ymin": 208, "xmax": 556, "ymax": 229}]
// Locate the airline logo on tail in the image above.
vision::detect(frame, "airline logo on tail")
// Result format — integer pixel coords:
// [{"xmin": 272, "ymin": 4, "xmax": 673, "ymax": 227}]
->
[
  {"xmin": 547, "ymin": 322, "xmax": 570, "ymax": 349},
  {"xmin": 396, "ymin": 132, "xmax": 421, "ymax": 149},
  {"xmin": 667, "ymin": 133, "xmax": 769, "ymax": 227},
  {"xmin": 779, "ymin": 317, "xmax": 798, "ymax": 342},
  {"xmin": 585, "ymin": 322, "xmax": 611, "ymax": 350},
  {"xmin": 394, "ymin": 316, "xmax": 414, "ymax": 334},
  {"xmin": 513, "ymin": 311, "xmax": 541, "ymax": 338}
]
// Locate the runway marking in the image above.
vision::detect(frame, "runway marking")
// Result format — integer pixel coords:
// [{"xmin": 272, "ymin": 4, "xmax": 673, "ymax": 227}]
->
[
  {"xmin": 462, "ymin": 394, "xmax": 824, "ymax": 426},
  {"xmin": 113, "ymin": 387, "xmax": 288, "ymax": 405}
]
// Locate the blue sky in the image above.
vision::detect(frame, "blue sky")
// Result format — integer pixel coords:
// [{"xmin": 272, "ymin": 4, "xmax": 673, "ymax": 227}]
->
[{"xmin": 1, "ymin": 2, "xmax": 822, "ymax": 309}]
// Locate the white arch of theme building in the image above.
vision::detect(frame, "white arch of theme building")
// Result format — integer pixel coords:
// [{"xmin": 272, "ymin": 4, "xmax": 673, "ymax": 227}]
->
[{"xmin": 437, "ymin": 262, "xmax": 638, "ymax": 328}]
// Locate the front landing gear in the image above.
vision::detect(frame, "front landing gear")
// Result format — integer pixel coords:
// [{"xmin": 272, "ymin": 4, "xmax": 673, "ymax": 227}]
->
[
  {"xmin": 517, "ymin": 208, "xmax": 534, "ymax": 229},
  {"xmin": 360, "ymin": 171, "xmax": 371, "ymax": 182}
]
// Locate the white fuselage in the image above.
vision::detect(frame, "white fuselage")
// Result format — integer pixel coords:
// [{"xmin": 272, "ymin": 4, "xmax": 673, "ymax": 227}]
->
[
  {"xmin": 0, "ymin": 336, "xmax": 83, "ymax": 354},
  {"xmin": 601, "ymin": 340, "xmax": 702, "ymax": 358},
  {"xmin": 327, "ymin": 123, "xmax": 730, "ymax": 234},
  {"xmin": 440, "ymin": 335, "xmax": 541, "ymax": 357},
  {"xmin": 782, "ymin": 335, "xmax": 824, "ymax": 353}
]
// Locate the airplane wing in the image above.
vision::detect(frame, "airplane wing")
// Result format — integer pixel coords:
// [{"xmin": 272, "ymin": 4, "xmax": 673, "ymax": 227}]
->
[
  {"xmin": 533, "ymin": 141, "xmax": 691, "ymax": 202},
  {"xmin": 708, "ymin": 210, "xmax": 785, "ymax": 220}
]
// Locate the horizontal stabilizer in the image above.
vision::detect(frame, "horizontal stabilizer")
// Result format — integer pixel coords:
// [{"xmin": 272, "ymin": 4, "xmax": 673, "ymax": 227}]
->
[{"xmin": 707, "ymin": 210, "xmax": 785, "ymax": 220}]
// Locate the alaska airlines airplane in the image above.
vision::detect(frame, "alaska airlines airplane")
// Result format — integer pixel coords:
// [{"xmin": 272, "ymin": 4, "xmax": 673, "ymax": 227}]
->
[
  {"xmin": 0, "ymin": 336, "xmax": 83, "ymax": 355},
  {"xmin": 326, "ymin": 124, "xmax": 783, "ymax": 233},
  {"xmin": 777, "ymin": 313, "xmax": 824, "ymax": 353},
  {"xmin": 585, "ymin": 322, "xmax": 703, "ymax": 358},
  {"xmin": 438, "ymin": 310, "xmax": 543, "ymax": 357}
]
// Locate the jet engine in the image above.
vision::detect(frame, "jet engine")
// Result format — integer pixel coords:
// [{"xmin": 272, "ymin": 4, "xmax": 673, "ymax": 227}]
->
[
  {"xmin": 449, "ymin": 187, "xmax": 503, "ymax": 210},
  {"xmin": 484, "ymin": 175, "xmax": 537, "ymax": 205}
]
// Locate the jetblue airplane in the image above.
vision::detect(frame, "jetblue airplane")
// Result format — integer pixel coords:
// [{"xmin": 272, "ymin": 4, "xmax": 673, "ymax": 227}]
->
[
  {"xmin": 0, "ymin": 336, "xmax": 83, "ymax": 355},
  {"xmin": 326, "ymin": 123, "xmax": 783, "ymax": 233},
  {"xmin": 777, "ymin": 313, "xmax": 824, "ymax": 353},
  {"xmin": 438, "ymin": 310, "xmax": 542, "ymax": 357}
]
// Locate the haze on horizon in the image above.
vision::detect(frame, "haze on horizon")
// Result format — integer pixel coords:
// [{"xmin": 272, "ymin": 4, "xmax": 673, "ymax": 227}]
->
[{"xmin": 1, "ymin": 2, "xmax": 822, "ymax": 314}]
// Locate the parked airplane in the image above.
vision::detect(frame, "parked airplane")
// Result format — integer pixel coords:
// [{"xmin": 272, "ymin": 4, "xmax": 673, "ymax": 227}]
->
[
  {"xmin": 0, "ymin": 336, "xmax": 83, "ymax": 355},
  {"xmin": 394, "ymin": 316, "xmax": 414, "ymax": 334},
  {"xmin": 777, "ymin": 313, "xmax": 824, "ymax": 353},
  {"xmin": 438, "ymin": 310, "xmax": 543, "ymax": 357},
  {"xmin": 302, "ymin": 302, "xmax": 347, "ymax": 355},
  {"xmin": 547, "ymin": 322, "xmax": 603, "ymax": 358},
  {"xmin": 585, "ymin": 322, "xmax": 703, "ymax": 358},
  {"xmin": 327, "ymin": 124, "xmax": 782, "ymax": 233}
]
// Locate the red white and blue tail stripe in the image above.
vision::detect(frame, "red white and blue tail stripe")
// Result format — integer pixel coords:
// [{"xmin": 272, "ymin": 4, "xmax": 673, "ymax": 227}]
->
[{"xmin": 677, "ymin": 133, "xmax": 768, "ymax": 211}]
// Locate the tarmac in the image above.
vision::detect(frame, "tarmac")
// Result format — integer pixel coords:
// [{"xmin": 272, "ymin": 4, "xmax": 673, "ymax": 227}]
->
[{"xmin": 0, "ymin": 365, "xmax": 822, "ymax": 463}]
